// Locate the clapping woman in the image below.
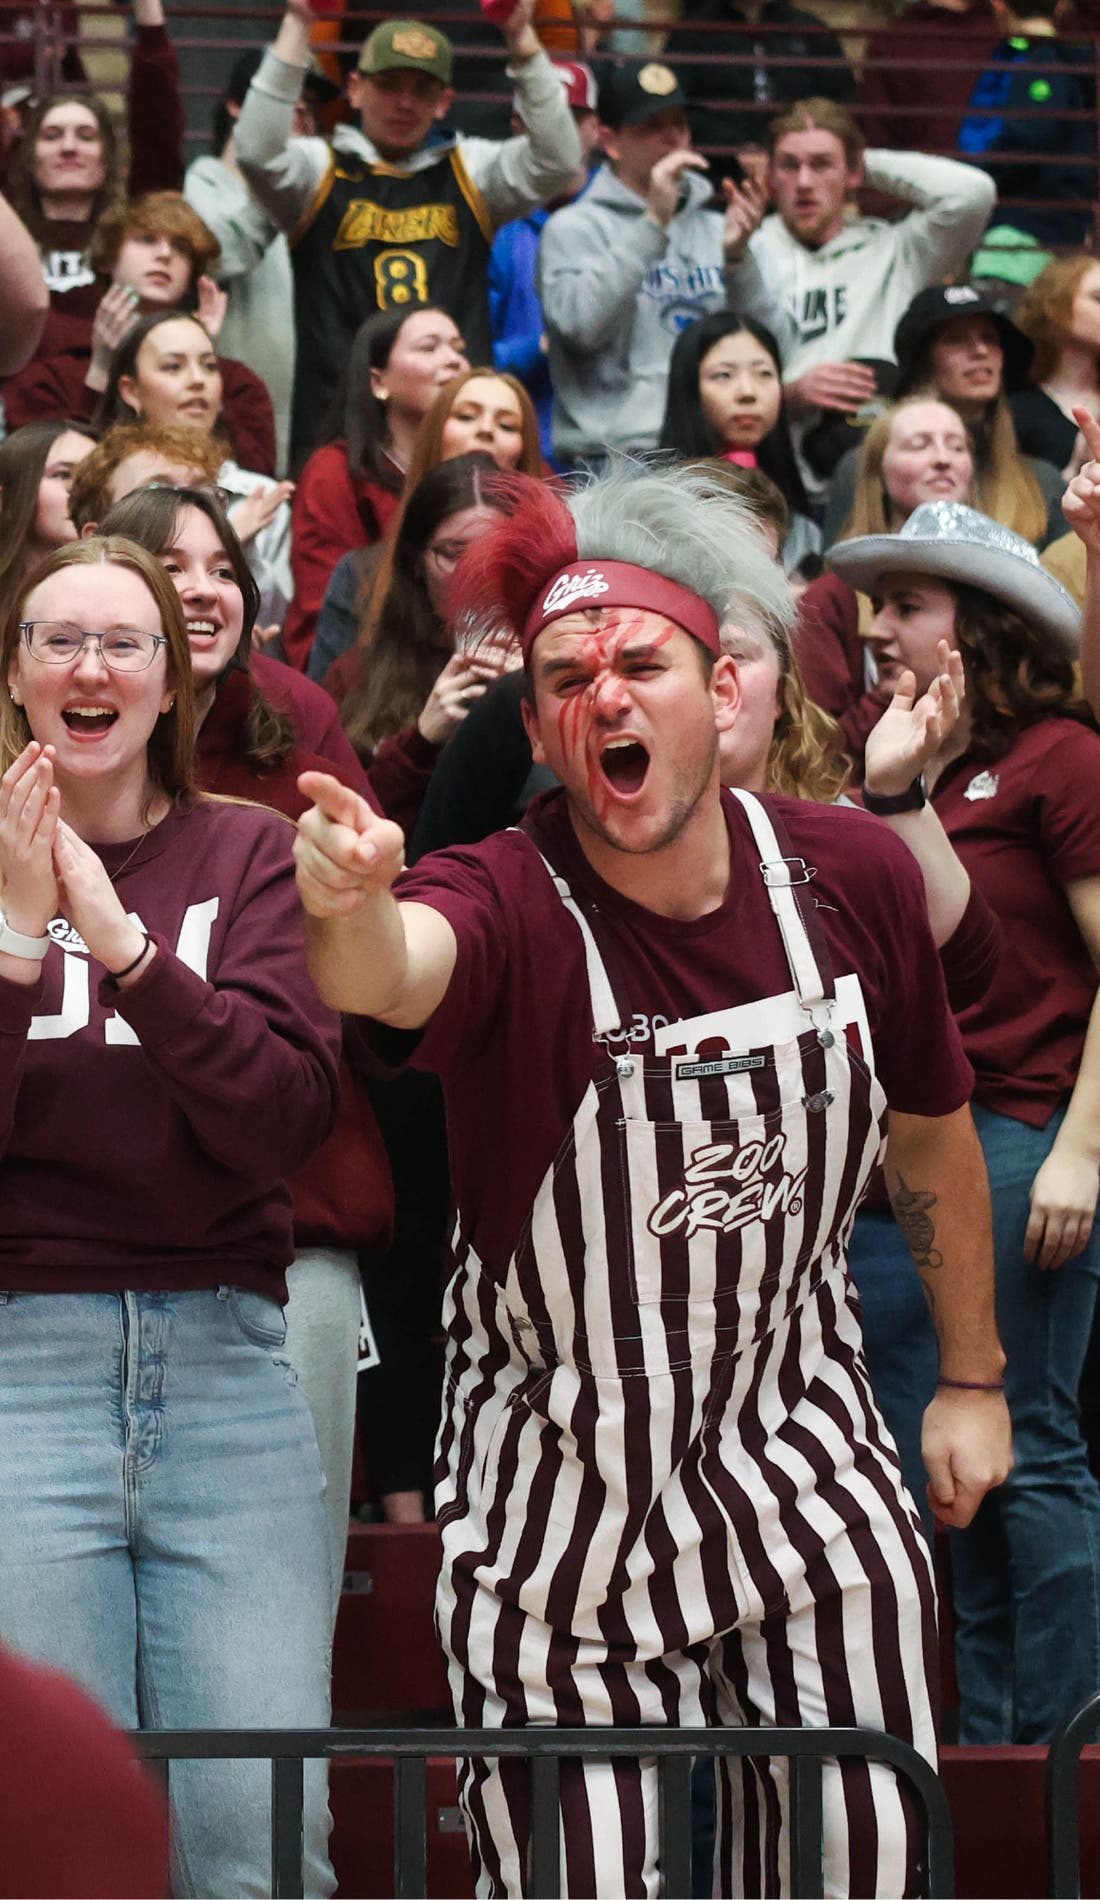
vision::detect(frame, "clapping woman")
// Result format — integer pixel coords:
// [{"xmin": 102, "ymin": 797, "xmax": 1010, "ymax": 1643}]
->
[{"xmin": 0, "ymin": 536, "xmax": 340, "ymax": 1893}]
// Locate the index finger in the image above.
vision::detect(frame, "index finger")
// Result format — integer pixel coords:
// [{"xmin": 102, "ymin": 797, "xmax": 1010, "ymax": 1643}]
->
[
  {"xmin": 297, "ymin": 771, "xmax": 373, "ymax": 831},
  {"xmin": 1073, "ymin": 405, "xmax": 1100, "ymax": 462}
]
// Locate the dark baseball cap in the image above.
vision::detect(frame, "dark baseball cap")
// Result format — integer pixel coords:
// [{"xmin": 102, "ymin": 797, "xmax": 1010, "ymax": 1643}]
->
[
  {"xmin": 894, "ymin": 284, "xmax": 1034, "ymax": 395},
  {"xmin": 357, "ymin": 20, "xmax": 454, "ymax": 85},
  {"xmin": 598, "ymin": 61, "xmax": 688, "ymax": 130},
  {"xmin": 225, "ymin": 46, "xmax": 341, "ymax": 106}
]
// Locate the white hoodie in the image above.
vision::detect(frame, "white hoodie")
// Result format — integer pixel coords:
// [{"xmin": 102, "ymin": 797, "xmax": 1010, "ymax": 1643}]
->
[{"xmin": 727, "ymin": 149, "xmax": 996, "ymax": 488}]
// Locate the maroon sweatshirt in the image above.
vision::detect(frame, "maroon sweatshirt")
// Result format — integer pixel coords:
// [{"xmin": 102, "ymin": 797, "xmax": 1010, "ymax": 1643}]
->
[
  {"xmin": 195, "ymin": 660, "xmax": 394, "ymax": 1252},
  {"xmin": 27, "ymin": 23, "xmax": 185, "ymax": 365},
  {"xmin": 0, "ymin": 797, "xmax": 341, "ymax": 1298},
  {"xmin": 795, "ymin": 573, "xmax": 890, "ymax": 778},
  {"xmin": 3, "ymin": 350, "xmax": 278, "ymax": 480}
]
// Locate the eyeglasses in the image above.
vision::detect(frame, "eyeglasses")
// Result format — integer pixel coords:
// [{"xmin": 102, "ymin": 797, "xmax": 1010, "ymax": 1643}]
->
[
  {"xmin": 20, "ymin": 621, "xmax": 168, "ymax": 672},
  {"xmin": 425, "ymin": 539, "xmax": 474, "ymax": 570},
  {"xmin": 142, "ymin": 481, "xmax": 232, "ymax": 509}
]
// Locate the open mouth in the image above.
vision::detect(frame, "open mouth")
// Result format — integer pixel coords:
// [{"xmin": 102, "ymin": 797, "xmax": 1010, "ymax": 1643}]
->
[
  {"xmin": 186, "ymin": 618, "xmax": 220, "ymax": 643},
  {"xmin": 62, "ymin": 704, "xmax": 118, "ymax": 735},
  {"xmin": 599, "ymin": 735, "xmax": 650, "ymax": 797}
]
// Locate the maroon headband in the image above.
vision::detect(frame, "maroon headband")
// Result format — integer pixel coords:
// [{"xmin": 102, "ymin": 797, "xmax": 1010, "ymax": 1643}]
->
[{"xmin": 521, "ymin": 560, "xmax": 722, "ymax": 663}]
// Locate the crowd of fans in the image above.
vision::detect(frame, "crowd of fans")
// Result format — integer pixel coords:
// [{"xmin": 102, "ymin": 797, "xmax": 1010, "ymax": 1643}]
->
[{"xmin": 3, "ymin": 0, "xmax": 1100, "ymax": 1889}]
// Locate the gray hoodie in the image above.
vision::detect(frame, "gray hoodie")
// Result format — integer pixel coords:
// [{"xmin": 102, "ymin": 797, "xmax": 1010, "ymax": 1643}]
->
[{"xmin": 539, "ymin": 164, "xmax": 730, "ymax": 460}]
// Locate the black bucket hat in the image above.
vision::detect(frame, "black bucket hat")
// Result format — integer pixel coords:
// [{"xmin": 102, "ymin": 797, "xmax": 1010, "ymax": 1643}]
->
[{"xmin": 893, "ymin": 285, "xmax": 1034, "ymax": 396}]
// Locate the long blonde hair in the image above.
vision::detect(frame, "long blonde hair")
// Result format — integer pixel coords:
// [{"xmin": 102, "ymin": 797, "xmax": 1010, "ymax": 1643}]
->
[
  {"xmin": 768, "ymin": 659, "xmax": 850, "ymax": 802},
  {"xmin": 1, "ymin": 537, "xmax": 196, "ymax": 803}
]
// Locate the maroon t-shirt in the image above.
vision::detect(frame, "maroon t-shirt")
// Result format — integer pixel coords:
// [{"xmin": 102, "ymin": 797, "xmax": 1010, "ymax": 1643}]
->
[
  {"xmin": 0, "ymin": 798, "xmax": 341, "ymax": 1296},
  {"xmin": 933, "ymin": 715, "xmax": 1100, "ymax": 1128},
  {"xmin": 388, "ymin": 788, "xmax": 974, "ymax": 1278}
]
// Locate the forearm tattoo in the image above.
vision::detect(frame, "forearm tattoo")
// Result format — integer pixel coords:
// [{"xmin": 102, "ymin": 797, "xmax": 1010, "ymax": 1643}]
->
[{"xmin": 891, "ymin": 1173, "xmax": 944, "ymax": 1312}]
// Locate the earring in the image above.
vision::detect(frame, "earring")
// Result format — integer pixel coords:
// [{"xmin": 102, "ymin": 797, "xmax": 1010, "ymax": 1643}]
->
[
  {"xmin": 9, "ymin": 687, "xmax": 21, "ymax": 704},
  {"xmin": 165, "ymin": 694, "xmax": 175, "ymax": 711},
  {"xmin": 376, "ymin": 389, "xmax": 389, "ymax": 402}
]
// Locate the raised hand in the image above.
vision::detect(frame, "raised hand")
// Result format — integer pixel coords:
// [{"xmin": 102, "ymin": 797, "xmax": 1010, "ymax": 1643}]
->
[
  {"xmin": 195, "ymin": 275, "xmax": 228, "ymax": 340},
  {"xmin": 1062, "ymin": 406, "xmax": 1100, "ymax": 557},
  {"xmin": 294, "ymin": 772, "xmax": 407, "ymax": 918},
  {"xmin": 499, "ymin": 0, "xmax": 542, "ymax": 58},
  {"xmin": 52, "ymin": 819, "xmax": 149, "ymax": 974},
  {"xmin": 785, "ymin": 360, "xmax": 877, "ymax": 418},
  {"xmin": 88, "ymin": 284, "xmax": 141, "ymax": 389},
  {"xmin": 863, "ymin": 642, "xmax": 964, "ymax": 797},
  {"xmin": 228, "ymin": 481, "xmax": 295, "ymax": 546},
  {"xmin": 721, "ymin": 171, "xmax": 769, "ymax": 264},
  {"xmin": 417, "ymin": 648, "xmax": 509, "ymax": 746},
  {"xmin": 646, "ymin": 148, "xmax": 708, "ymax": 229},
  {"xmin": 0, "ymin": 743, "xmax": 60, "ymax": 936}
]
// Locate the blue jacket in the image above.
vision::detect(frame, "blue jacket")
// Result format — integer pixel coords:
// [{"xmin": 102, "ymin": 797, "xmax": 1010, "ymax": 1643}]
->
[{"xmin": 489, "ymin": 207, "xmax": 554, "ymax": 460}]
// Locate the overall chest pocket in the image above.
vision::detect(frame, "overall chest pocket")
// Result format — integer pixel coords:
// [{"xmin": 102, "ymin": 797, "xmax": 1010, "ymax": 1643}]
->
[{"xmin": 617, "ymin": 1105, "xmax": 816, "ymax": 1307}]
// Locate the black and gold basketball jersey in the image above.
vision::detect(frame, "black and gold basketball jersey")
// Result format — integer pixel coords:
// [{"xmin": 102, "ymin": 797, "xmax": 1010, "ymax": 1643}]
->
[{"xmin": 290, "ymin": 142, "xmax": 493, "ymax": 463}]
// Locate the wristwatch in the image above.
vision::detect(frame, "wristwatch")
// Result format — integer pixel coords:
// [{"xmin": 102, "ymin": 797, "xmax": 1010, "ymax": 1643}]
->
[
  {"xmin": 861, "ymin": 774, "xmax": 928, "ymax": 817},
  {"xmin": 0, "ymin": 909, "xmax": 50, "ymax": 961}
]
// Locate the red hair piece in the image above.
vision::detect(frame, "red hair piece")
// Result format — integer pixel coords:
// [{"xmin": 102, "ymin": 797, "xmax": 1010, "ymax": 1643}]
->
[{"xmin": 447, "ymin": 473, "xmax": 577, "ymax": 645}]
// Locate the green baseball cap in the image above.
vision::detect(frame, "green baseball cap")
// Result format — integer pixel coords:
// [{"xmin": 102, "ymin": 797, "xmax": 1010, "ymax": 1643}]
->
[{"xmin": 357, "ymin": 20, "xmax": 454, "ymax": 85}]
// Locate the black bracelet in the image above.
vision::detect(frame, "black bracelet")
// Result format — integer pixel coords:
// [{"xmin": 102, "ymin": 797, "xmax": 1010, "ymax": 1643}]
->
[
  {"xmin": 110, "ymin": 934, "xmax": 152, "ymax": 982},
  {"xmin": 937, "ymin": 1376, "xmax": 1006, "ymax": 1392},
  {"xmin": 861, "ymin": 774, "xmax": 928, "ymax": 817}
]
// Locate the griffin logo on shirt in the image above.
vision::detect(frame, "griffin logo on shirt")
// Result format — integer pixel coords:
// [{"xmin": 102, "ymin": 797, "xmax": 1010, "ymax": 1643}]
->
[{"xmin": 333, "ymin": 200, "xmax": 461, "ymax": 250}]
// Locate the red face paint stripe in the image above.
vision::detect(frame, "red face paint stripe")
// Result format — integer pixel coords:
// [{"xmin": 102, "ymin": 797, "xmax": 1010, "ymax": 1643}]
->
[{"xmin": 522, "ymin": 562, "xmax": 721, "ymax": 663}]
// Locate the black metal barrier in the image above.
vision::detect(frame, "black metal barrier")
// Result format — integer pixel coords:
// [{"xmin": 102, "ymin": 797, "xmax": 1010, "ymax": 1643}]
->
[
  {"xmin": 131, "ymin": 1722, "xmax": 955, "ymax": 1899},
  {"xmin": 1046, "ymin": 1690, "xmax": 1100, "ymax": 1898}
]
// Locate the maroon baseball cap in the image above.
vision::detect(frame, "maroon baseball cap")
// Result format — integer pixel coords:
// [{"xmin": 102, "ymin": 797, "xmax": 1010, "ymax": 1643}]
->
[{"xmin": 513, "ymin": 58, "xmax": 597, "ymax": 116}]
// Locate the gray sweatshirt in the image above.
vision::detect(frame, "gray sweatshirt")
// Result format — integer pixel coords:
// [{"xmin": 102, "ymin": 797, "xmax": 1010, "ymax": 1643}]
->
[
  {"xmin": 234, "ymin": 46, "xmax": 581, "ymax": 239},
  {"xmin": 539, "ymin": 164, "xmax": 729, "ymax": 460},
  {"xmin": 185, "ymin": 153, "xmax": 295, "ymax": 477}
]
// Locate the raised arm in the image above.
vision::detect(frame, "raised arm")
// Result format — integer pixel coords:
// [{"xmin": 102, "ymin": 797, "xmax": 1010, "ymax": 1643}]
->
[
  {"xmin": 294, "ymin": 771, "xmax": 458, "ymax": 1025},
  {"xmin": 866, "ymin": 147, "xmax": 995, "ymax": 282},
  {"xmin": 885, "ymin": 1104, "xmax": 1012, "ymax": 1528},
  {"xmin": 862, "ymin": 645, "xmax": 972, "ymax": 945},
  {"xmin": 234, "ymin": 0, "xmax": 332, "ymax": 235},
  {"xmin": 1062, "ymin": 405, "xmax": 1100, "ymax": 714},
  {"xmin": 458, "ymin": 0, "xmax": 581, "ymax": 225},
  {"xmin": 0, "ymin": 192, "xmax": 49, "ymax": 374},
  {"xmin": 128, "ymin": 0, "xmax": 185, "ymax": 195}
]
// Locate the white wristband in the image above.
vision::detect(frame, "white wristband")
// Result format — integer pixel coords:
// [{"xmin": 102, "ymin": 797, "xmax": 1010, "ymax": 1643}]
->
[{"xmin": 0, "ymin": 910, "xmax": 51, "ymax": 961}]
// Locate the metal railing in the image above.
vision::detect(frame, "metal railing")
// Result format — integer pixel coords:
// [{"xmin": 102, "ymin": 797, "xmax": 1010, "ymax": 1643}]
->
[
  {"xmin": 131, "ymin": 1721, "xmax": 955, "ymax": 1899},
  {"xmin": 1046, "ymin": 1690, "xmax": 1100, "ymax": 1898}
]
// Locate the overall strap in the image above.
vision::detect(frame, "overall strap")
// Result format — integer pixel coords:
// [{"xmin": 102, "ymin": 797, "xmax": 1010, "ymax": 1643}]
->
[
  {"xmin": 513, "ymin": 830, "xmax": 624, "ymax": 1041},
  {"xmin": 728, "ymin": 790, "xmax": 836, "ymax": 1027}
]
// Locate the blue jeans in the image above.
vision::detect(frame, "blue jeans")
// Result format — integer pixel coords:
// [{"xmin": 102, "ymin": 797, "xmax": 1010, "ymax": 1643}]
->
[
  {"xmin": 0, "ymin": 1288, "xmax": 335, "ymax": 1897},
  {"xmin": 847, "ymin": 1205, "xmax": 939, "ymax": 1540},
  {"xmin": 950, "ymin": 1103, "xmax": 1100, "ymax": 1742}
]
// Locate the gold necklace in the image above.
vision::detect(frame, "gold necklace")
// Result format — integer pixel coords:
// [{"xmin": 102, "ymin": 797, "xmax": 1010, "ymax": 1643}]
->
[{"xmin": 107, "ymin": 826, "xmax": 151, "ymax": 886}]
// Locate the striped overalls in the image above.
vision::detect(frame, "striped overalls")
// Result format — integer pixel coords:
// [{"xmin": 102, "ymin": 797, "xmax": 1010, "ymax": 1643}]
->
[{"xmin": 436, "ymin": 792, "xmax": 939, "ymax": 1898}]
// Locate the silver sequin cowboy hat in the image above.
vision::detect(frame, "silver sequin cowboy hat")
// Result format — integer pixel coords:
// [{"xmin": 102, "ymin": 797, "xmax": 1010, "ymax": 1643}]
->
[{"xmin": 828, "ymin": 501, "xmax": 1081, "ymax": 654}]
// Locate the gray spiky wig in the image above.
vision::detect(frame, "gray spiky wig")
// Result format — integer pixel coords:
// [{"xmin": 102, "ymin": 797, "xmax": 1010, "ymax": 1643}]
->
[
  {"xmin": 566, "ymin": 463, "xmax": 796, "ymax": 653},
  {"xmin": 452, "ymin": 460, "xmax": 797, "ymax": 660}
]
